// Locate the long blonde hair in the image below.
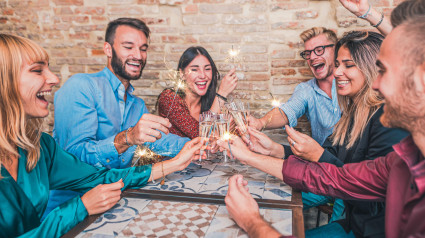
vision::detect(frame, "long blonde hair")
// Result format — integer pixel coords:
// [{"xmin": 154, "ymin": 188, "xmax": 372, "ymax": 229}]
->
[
  {"xmin": 332, "ymin": 31, "xmax": 384, "ymax": 148},
  {"xmin": 0, "ymin": 34, "xmax": 47, "ymax": 178}
]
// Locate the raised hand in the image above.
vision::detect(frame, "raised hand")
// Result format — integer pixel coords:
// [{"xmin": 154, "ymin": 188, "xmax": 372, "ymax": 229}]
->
[
  {"xmin": 285, "ymin": 125, "xmax": 324, "ymax": 162},
  {"xmin": 339, "ymin": 0, "xmax": 370, "ymax": 17},
  {"xmin": 128, "ymin": 114, "xmax": 171, "ymax": 145},
  {"xmin": 225, "ymin": 175, "xmax": 259, "ymax": 231},
  {"xmin": 217, "ymin": 67, "xmax": 238, "ymax": 97},
  {"xmin": 81, "ymin": 180, "xmax": 124, "ymax": 215}
]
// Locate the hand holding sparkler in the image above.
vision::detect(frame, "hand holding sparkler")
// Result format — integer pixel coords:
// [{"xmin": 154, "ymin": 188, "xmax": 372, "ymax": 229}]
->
[{"xmin": 217, "ymin": 67, "xmax": 238, "ymax": 99}]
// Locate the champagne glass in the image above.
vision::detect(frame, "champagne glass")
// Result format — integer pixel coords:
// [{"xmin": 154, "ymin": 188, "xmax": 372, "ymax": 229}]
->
[
  {"xmin": 198, "ymin": 111, "xmax": 215, "ymax": 164},
  {"xmin": 215, "ymin": 113, "xmax": 231, "ymax": 162},
  {"xmin": 225, "ymin": 100, "xmax": 250, "ymax": 142}
]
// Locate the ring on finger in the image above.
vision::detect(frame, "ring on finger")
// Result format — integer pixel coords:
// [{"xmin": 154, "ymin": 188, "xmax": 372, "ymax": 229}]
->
[{"xmin": 291, "ymin": 140, "xmax": 296, "ymax": 146}]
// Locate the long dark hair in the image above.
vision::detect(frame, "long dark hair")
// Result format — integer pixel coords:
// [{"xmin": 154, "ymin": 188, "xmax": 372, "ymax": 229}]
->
[{"xmin": 177, "ymin": 46, "xmax": 220, "ymax": 113}]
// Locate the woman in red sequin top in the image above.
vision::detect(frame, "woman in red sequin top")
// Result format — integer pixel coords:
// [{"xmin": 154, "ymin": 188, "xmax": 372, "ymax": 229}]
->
[{"xmin": 157, "ymin": 46, "xmax": 238, "ymax": 139}]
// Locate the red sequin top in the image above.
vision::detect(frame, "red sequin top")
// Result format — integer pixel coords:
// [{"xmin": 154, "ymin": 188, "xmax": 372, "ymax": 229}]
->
[{"xmin": 157, "ymin": 89, "xmax": 199, "ymax": 139}]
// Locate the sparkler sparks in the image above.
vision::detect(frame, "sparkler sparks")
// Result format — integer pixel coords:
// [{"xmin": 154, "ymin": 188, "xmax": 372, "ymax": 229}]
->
[
  {"xmin": 269, "ymin": 92, "xmax": 286, "ymax": 121},
  {"xmin": 225, "ymin": 45, "xmax": 241, "ymax": 66},
  {"xmin": 122, "ymin": 146, "xmax": 160, "ymax": 181}
]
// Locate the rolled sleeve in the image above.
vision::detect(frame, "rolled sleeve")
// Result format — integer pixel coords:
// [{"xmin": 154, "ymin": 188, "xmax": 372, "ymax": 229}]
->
[
  {"xmin": 146, "ymin": 132, "xmax": 190, "ymax": 157},
  {"xmin": 280, "ymin": 84, "xmax": 309, "ymax": 128}
]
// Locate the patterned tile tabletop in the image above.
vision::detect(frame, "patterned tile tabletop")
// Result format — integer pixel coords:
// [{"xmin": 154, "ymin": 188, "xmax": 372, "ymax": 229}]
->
[{"xmin": 75, "ymin": 158, "xmax": 298, "ymax": 237}]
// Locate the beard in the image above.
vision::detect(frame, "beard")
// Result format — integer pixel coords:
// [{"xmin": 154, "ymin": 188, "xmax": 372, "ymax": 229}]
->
[{"xmin": 111, "ymin": 48, "xmax": 145, "ymax": 81}]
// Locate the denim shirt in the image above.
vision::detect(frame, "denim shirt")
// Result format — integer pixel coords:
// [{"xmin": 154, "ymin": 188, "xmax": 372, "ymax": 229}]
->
[
  {"xmin": 280, "ymin": 78, "xmax": 341, "ymax": 145},
  {"xmin": 53, "ymin": 67, "xmax": 190, "ymax": 169}
]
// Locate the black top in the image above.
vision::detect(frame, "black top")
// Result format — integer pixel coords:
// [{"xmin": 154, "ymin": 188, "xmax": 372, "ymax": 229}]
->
[{"xmin": 284, "ymin": 106, "xmax": 409, "ymax": 237}]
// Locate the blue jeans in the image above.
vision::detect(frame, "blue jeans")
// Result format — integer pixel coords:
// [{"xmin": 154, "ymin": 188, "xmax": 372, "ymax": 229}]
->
[
  {"xmin": 302, "ymin": 192, "xmax": 345, "ymax": 222},
  {"xmin": 306, "ymin": 221, "xmax": 355, "ymax": 238}
]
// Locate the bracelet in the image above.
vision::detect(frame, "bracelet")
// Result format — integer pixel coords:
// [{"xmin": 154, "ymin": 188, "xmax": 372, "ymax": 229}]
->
[
  {"xmin": 125, "ymin": 127, "xmax": 132, "ymax": 147},
  {"xmin": 358, "ymin": 5, "xmax": 371, "ymax": 19},
  {"xmin": 160, "ymin": 161, "xmax": 165, "ymax": 185},
  {"xmin": 372, "ymin": 12, "xmax": 384, "ymax": 28},
  {"xmin": 216, "ymin": 93, "xmax": 228, "ymax": 102}
]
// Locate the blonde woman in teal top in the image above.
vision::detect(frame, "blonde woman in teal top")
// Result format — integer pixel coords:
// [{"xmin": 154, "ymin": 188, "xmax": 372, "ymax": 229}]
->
[{"xmin": 0, "ymin": 34, "xmax": 203, "ymax": 237}]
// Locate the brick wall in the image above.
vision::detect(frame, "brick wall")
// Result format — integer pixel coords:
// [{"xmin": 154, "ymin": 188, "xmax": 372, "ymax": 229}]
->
[{"xmin": 0, "ymin": 0, "xmax": 399, "ymax": 143}]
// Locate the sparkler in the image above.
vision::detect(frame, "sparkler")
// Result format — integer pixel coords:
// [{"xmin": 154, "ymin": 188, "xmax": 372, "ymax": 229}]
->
[
  {"xmin": 225, "ymin": 45, "xmax": 241, "ymax": 68},
  {"xmin": 269, "ymin": 92, "xmax": 286, "ymax": 120},
  {"xmin": 222, "ymin": 132, "xmax": 234, "ymax": 161},
  {"xmin": 122, "ymin": 146, "xmax": 158, "ymax": 181},
  {"xmin": 166, "ymin": 70, "xmax": 186, "ymax": 118}
]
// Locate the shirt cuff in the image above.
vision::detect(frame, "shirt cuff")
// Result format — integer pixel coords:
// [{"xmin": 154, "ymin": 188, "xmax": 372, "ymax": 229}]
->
[
  {"xmin": 318, "ymin": 150, "xmax": 344, "ymax": 167},
  {"xmin": 280, "ymin": 104, "xmax": 298, "ymax": 128},
  {"xmin": 96, "ymin": 135, "xmax": 119, "ymax": 166}
]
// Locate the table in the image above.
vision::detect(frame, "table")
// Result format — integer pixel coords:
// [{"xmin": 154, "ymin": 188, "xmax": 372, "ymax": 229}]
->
[{"xmin": 65, "ymin": 159, "xmax": 304, "ymax": 237}]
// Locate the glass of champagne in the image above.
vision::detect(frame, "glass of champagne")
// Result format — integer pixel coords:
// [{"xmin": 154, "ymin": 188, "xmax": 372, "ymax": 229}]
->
[
  {"xmin": 225, "ymin": 100, "xmax": 250, "ymax": 141},
  {"xmin": 215, "ymin": 113, "xmax": 231, "ymax": 163},
  {"xmin": 198, "ymin": 111, "xmax": 215, "ymax": 164}
]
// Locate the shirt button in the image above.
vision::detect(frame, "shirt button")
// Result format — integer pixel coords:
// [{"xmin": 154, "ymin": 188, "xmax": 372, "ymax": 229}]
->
[{"xmin": 106, "ymin": 159, "xmax": 110, "ymax": 163}]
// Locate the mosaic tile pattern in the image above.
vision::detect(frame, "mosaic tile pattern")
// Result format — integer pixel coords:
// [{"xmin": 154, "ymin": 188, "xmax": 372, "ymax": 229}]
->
[
  {"xmin": 118, "ymin": 200, "xmax": 219, "ymax": 237},
  {"xmin": 143, "ymin": 158, "xmax": 292, "ymax": 201}
]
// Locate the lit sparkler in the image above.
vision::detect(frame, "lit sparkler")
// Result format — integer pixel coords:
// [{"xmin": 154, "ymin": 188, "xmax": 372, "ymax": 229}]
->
[
  {"xmin": 225, "ymin": 45, "xmax": 241, "ymax": 67},
  {"xmin": 269, "ymin": 92, "xmax": 286, "ymax": 120},
  {"xmin": 222, "ymin": 132, "xmax": 234, "ymax": 161},
  {"xmin": 122, "ymin": 146, "xmax": 158, "ymax": 181}
]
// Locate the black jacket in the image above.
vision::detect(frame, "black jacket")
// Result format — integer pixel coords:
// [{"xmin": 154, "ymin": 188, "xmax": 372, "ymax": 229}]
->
[{"xmin": 284, "ymin": 106, "xmax": 409, "ymax": 237}]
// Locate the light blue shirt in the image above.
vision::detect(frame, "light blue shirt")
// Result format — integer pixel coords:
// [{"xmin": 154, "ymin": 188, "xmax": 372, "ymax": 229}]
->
[
  {"xmin": 53, "ymin": 67, "xmax": 190, "ymax": 169},
  {"xmin": 280, "ymin": 78, "xmax": 341, "ymax": 145}
]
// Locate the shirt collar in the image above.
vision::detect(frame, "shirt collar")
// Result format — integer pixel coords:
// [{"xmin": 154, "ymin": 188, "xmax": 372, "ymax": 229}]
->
[
  {"xmin": 393, "ymin": 136, "xmax": 425, "ymax": 193},
  {"xmin": 311, "ymin": 78, "xmax": 336, "ymax": 100},
  {"xmin": 102, "ymin": 67, "xmax": 135, "ymax": 95}
]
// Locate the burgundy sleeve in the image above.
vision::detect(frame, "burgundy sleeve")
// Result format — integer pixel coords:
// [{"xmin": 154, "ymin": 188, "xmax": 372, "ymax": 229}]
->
[
  {"xmin": 282, "ymin": 154, "xmax": 395, "ymax": 202},
  {"xmin": 158, "ymin": 89, "xmax": 199, "ymax": 139}
]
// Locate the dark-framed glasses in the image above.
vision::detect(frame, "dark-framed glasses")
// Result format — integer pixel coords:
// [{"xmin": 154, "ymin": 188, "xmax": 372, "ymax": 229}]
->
[{"xmin": 300, "ymin": 44, "xmax": 335, "ymax": 60}]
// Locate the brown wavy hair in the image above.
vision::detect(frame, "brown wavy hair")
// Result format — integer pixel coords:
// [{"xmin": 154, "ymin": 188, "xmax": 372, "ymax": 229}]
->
[
  {"xmin": 332, "ymin": 31, "xmax": 384, "ymax": 148},
  {"xmin": 0, "ymin": 34, "xmax": 47, "ymax": 178}
]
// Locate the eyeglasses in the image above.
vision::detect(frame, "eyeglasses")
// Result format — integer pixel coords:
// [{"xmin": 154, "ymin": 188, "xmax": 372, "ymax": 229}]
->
[{"xmin": 300, "ymin": 44, "xmax": 335, "ymax": 60}]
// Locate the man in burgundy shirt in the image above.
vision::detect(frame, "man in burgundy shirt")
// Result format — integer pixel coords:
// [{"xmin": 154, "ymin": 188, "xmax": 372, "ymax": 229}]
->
[{"xmin": 221, "ymin": 16, "xmax": 425, "ymax": 238}]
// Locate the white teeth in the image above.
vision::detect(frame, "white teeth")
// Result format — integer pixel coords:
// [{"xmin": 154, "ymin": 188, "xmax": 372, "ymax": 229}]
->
[
  {"xmin": 337, "ymin": 80, "xmax": 349, "ymax": 85},
  {"xmin": 36, "ymin": 91, "xmax": 51, "ymax": 97},
  {"xmin": 196, "ymin": 82, "xmax": 207, "ymax": 86},
  {"xmin": 127, "ymin": 62, "xmax": 140, "ymax": 66}
]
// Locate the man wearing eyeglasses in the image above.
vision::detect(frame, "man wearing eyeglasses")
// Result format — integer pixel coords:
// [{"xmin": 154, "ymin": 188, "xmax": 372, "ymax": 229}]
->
[
  {"xmin": 248, "ymin": 27, "xmax": 343, "ymax": 222},
  {"xmin": 249, "ymin": 27, "xmax": 341, "ymax": 147}
]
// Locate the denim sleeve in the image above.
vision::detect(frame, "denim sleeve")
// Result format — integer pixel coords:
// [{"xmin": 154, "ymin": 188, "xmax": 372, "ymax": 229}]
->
[
  {"xmin": 54, "ymin": 75, "xmax": 118, "ymax": 167},
  {"xmin": 280, "ymin": 83, "xmax": 309, "ymax": 128}
]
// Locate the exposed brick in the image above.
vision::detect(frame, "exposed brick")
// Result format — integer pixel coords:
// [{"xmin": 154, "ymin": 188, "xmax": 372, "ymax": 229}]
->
[
  {"xmin": 272, "ymin": 22, "xmax": 305, "ymax": 30},
  {"xmin": 0, "ymin": 17, "xmax": 7, "ymax": 24},
  {"xmin": 142, "ymin": 17, "xmax": 169, "ymax": 25},
  {"xmin": 182, "ymin": 4, "xmax": 198, "ymax": 14},
  {"xmin": 138, "ymin": 0, "xmax": 159, "ymax": 3},
  {"xmin": 183, "ymin": 15, "xmax": 219, "ymax": 25},
  {"xmin": 271, "ymin": 50, "xmax": 296, "ymax": 59},
  {"xmin": 242, "ymin": 35, "xmax": 269, "ymax": 43},
  {"xmin": 150, "ymin": 27, "xmax": 178, "ymax": 33},
  {"xmin": 233, "ymin": 25, "xmax": 269, "ymax": 32},
  {"xmin": 180, "ymin": 27, "xmax": 205, "ymax": 35},
  {"xmin": 69, "ymin": 33, "xmax": 90, "ymax": 39},
  {"xmin": 194, "ymin": 0, "xmax": 225, "ymax": 3},
  {"xmin": 241, "ymin": 54, "xmax": 268, "ymax": 63},
  {"xmin": 69, "ymin": 65, "xmax": 85, "ymax": 73},
  {"xmin": 223, "ymin": 15, "xmax": 267, "ymax": 25},
  {"xmin": 91, "ymin": 49, "xmax": 104, "ymax": 56},
  {"xmin": 200, "ymin": 36, "xmax": 241, "ymax": 43},
  {"xmin": 2, "ymin": 9, "xmax": 15, "ymax": 15},
  {"xmin": 199, "ymin": 4, "xmax": 243, "ymax": 14},
  {"xmin": 162, "ymin": 35, "xmax": 185, "ymax": 43},
  {"xmin": 271, "ymin": 68, "xmax": 297, "ymax": 76},
  {"xmin": 295, "ymin": 10, "xmax": 318, "ymax": 20},
  {"xmin": 54, "ymin": 0, "xmax": 84, "ymax": 6},
  {"xmin": 249, "ymin": 4, "xmax": 268, "ymax": 12},
  {"xmin": 237, "ymin": 81, "xmax": 269, "ymax": 91},
  {"xmin": 91, "ymin": 16, "xmax": 108, "ymax": 22},
  {"xmin": 108, "ymin": 0, "xmax": 137, "ymax": 4},
  {"xmin": 273, "ymin": 77, "xmax": 309, "ymax": 85},
  {"xmin": 244, "ymin": 73, "xmax": 271, "ymax": 81},
  {"xmin": 74, "ymin": 7, "xmax": 105, "ymax": 15},
  {"xmin": 272, "ymin": 60, "xmax": 305, "ymax": 67},
  {"xmin": 108, "ymin": 6, "xmax": 144, "ymax": 15},
  {"xmin": 271, "ymin": 2, "xmax": 309, "ymax": 11}
]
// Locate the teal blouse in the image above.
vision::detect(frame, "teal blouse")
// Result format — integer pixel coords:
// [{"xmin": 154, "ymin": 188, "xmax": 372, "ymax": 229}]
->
[{"xmin": 0, "ymin": 133, "xmax": 152, "ymax": 237}]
